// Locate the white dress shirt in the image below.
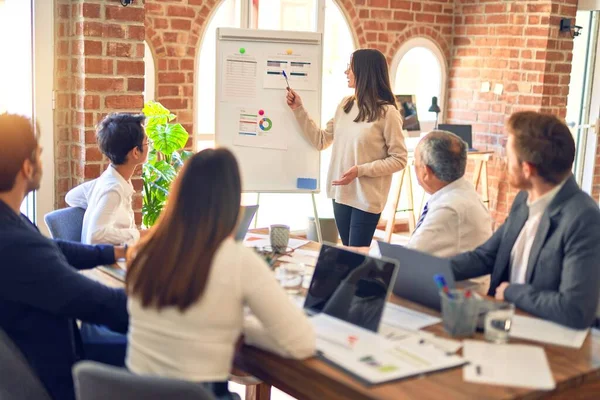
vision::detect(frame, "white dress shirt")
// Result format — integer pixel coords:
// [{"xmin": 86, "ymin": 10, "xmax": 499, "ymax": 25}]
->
[
  {"xmin": 65, "ymin": 165, "xmax": 140, "ymax": 245},
  {"xmin": 510, "ymin": 180, "xmax": 567, "ymax": 284},
  {"xmin": 407, "ymin": 177, "xmax": 493, "ymax": 258},
  {"xmin": 126, "ymin": 238, "xmax": 315, "ymax": 382}
]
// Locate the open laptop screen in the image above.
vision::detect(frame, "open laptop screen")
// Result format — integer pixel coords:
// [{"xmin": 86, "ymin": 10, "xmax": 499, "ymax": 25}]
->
[
  {"xmin": 303, "ymin": 244, "xmax": 398, "ymax": 332},
  {"xmin": 438, "ymin": 124, "xmax": 474, "ymax": 150}
]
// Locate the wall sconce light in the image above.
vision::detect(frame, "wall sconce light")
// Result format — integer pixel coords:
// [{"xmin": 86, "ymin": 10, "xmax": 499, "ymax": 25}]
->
[{"xmin": 560, "ymin": 18, "xmax": 582, "ymax": 38}]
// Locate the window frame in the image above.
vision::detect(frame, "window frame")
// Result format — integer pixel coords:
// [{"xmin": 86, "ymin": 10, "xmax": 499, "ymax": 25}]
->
[
  {"xmin": 389, "ymin": 37, "xmax": 447, "ymax": 125},
  {"xmin": 32, "ymin": 0, "xmax": 54, "ymax": 232}
]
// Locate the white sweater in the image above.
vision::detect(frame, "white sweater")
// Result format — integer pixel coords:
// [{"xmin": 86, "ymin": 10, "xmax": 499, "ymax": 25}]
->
[
  {"xmin": 126, "ymin": 238, "xmax": 315, "ymax": 382},
  {"xmin": 293, "ymin": 98, "xmax": 407, "ymax": 214}
]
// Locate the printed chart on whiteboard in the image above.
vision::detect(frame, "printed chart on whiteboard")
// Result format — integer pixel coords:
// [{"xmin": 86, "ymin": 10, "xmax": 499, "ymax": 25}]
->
[
  {"xmin": 263, "ymin": 52, "xmax": 318, "ymax": 91},
  {"xmin": 222, "ymin": 53, "xmax": 258, "ymax": 101},
  {"xmin": 234, "ymin": 107, "xmax": 287, "ymax": 150}
]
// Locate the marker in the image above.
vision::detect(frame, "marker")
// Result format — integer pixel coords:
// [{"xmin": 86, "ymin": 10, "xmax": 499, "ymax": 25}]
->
[
  {"xmin": 434, "ymin": 274, "xmax": 453, "ymax": 299},
  {"xmin": 282, "ymin": 70, "xmax": 291, "ymax": 90},
  {"xmin": 347, "ymin": 335, "xmax": 358, "ymax": 347}
]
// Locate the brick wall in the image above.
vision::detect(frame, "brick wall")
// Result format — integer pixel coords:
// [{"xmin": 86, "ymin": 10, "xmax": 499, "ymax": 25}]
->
[
  {"xmin": 53, "ymin": 0, "xmax": 580, "ymax": 226},
  {"xmin": 448, "ymin": 0, "xmax": 577, "ymax": 223},
  {"xmin": 144, "ymin": 0, "xmax": 456, "ymax": 147},
  {"xmin": 54, "ymin": 0, "xmax": 145, "ymax": 223}
]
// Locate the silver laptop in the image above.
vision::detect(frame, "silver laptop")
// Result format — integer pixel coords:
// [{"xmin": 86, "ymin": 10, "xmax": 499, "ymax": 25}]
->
[
  {"xmin": 377, "ymin": 241, "xmax": 456, "ymax": 311},
  {"xmin": 303, "ymin": 243, "xmax": 399, "ymax": 332},
  {"xmin": 234, "ymin": 205, "xmax": 258, "ymax": 241}
]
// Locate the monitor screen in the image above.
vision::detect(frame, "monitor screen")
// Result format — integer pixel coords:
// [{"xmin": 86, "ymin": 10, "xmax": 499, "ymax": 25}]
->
[
  {"xmin": 303, "ymin": 244, "xmax": 397, "ymax": 332},
  {"xmin": 438, "ymin": 124, "xmax": 473, "ymax": 148}
]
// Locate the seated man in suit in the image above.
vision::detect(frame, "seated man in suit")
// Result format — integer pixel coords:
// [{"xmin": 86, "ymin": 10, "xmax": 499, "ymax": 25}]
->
[
  {"xmin": 0, "ymin": 113, "xmax": 129, "ymax": 400},
  {"xmin": 451, "ymin": 111, "xmax": 600, "ymax": 329},
  {"xmin": 408, "ymin": 130, "xmax": 493, "ymax": 257},
  {"xmin": 66, "ymin": 113, "xmax": 148, "ymax": 245}
]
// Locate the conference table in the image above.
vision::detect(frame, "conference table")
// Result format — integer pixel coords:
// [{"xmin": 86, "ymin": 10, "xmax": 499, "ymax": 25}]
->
[{"xmin": 86, "ymin": 235, "xmax": 600, "ymax": 400}]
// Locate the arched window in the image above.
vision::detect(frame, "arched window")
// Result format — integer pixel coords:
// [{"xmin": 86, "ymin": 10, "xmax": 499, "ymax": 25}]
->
[
  {"xmin": 196, "ymin": 0, "xmax": 241, "ymax": 151},
  {"xmin": 194, "ymin": 0, "xmax": 355, "ymax": 230},
  {"xmin": 391, "ymin": 38, "xmax": 446, "ymax": 132},
  {"xmin": 144, "ymin": 42, "xmax": 155, "ymax": 103}
]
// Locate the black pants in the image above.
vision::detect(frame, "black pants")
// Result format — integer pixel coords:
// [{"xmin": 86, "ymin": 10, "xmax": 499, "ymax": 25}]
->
[
  {"xmin": 203, "ymin": 382, "xmax": 241, "ymax": 400},
  {"xmin": 332, "ymin": 201, "xmax": 381, "ymax": 247}
]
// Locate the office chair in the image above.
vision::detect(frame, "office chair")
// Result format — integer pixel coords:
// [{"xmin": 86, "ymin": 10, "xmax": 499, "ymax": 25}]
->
[
  {"xmin": 0, "ymin": 328, "xmax": 52, "ymax": 400},
  {"xmin": 44, "ymin": 207, "xmax": 86, "ymax": 242},
  {"xmin": 73, "ymin": 361, "xmax": 219, "ymax": 400}
]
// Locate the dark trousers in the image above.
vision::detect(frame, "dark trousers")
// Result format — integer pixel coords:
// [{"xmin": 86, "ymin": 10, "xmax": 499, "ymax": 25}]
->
[
  {"xmin": 332, "ymin": 201, "xmax": 381, "ymax": 247},
  {"xmin": 80, "ymin": 323, "xmax": 127, "ymax": 367}
]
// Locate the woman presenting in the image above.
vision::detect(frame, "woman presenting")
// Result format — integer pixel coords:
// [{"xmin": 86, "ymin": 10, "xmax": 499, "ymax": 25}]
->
[{"xmin": 286, "ymin": 49, "xmax": 407, "ymax": 247}]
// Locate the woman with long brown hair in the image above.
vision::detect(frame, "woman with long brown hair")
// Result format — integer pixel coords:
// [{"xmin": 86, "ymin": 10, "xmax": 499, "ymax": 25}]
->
[
  {"xmin": 125, "ymin": 148, "xmax": 315, "ymax": 399},
  {"xmin": 286, "ymin": 49, "xmax": 407, "ymax": 247}
]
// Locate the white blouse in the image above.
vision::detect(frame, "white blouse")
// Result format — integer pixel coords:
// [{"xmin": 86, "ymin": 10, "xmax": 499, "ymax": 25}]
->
[
  {"xmin": 65, "ymin": 165, "xmax": 140, "ymax": 245},
  {"xmin": 126, "ymin": 238, "xmax": 315, "ymax": 382}
]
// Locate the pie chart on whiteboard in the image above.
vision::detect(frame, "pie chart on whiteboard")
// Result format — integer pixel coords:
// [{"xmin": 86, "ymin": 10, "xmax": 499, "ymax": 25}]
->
[{"xmin": 259, "ymin": 117, "xmax": 272, "ymax": 131}]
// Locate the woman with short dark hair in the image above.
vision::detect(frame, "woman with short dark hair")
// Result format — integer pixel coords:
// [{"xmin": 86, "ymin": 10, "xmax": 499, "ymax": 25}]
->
[{"xmin": 65, "ymin": 113, "xmax": 148, "ymax": 245}]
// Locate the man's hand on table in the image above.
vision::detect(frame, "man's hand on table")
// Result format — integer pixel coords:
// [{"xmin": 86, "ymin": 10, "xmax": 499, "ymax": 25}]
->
[{"xmin": 495, "ymin": 282, "xmax": 510, "ymax": 301}]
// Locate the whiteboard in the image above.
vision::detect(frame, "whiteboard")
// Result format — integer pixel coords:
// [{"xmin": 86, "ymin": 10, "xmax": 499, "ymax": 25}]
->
[{"xmin": 215, "ymin": 28, "xmax": 322, "ymax": 193}]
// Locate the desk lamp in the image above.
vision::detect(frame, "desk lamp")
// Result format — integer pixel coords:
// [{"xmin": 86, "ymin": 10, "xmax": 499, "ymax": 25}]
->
[{"xmin": 429, "ymin": 96, "xmax": 441, "ymax": 129}]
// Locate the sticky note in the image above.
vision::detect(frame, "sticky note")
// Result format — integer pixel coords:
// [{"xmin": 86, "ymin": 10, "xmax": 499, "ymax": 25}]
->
[
  {"xmin": 297, "ymin": 178, "xmax": 317, "ymax": 190},
  {"xmin": 239, "ymin": 48, "xmax": 246, "ymax": 54}
]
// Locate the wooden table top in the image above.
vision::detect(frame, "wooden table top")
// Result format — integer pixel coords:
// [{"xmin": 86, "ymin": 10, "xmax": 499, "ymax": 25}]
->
[{"xmin": 87, "ymin": 236, "xmax": 600, "ymax": 400}]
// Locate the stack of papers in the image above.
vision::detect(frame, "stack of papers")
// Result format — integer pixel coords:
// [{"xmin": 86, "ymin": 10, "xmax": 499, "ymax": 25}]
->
[
  {"xmin": 379, "ymin": 325, "xmax": 463, "ymax": 354},
  {"xmin": 463, "ymin": 340, "xmax": 556, "ymax": 390},
  {"xmin": 381, "ymin": 303, "xmax": 441, "ymax": 331},
  {"xmin": 509, "ymin": 315, "xmax": 589, "ymax": 349},
  {"xmin": 278, "ymin": 249, "xmax": 320, "ymax": 266},
  {"xmin": 312, "ymin": 314, "xmax": 465, "ymax": 385}
]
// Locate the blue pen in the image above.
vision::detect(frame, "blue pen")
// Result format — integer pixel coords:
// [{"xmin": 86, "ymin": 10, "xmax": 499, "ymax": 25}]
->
[
  {"xmin": 282, "ymin": 70, "xmax": 290, "ymax": 90},
  {"xmin": 434, "ymin": 274, "xmax": 453, "ymax": 299}
]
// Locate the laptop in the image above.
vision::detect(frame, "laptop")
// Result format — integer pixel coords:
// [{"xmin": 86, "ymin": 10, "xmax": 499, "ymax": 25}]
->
[
  {"xmin": 303, "ymin": 243, "xmax": 399, "ymax": 332},
  {"xmin": 234, "ymin": 205, "xmax": 258, "ymax": 241},
  {"xmin": 438, "ymin": 123, "xmax": 477, "ymax": 152},
  {"xmin": 377, "ymin": 241, "xmax": 456, "ymax": 311}
]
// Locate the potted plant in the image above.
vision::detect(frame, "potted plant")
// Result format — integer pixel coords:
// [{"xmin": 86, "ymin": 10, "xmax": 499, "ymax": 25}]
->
[{"xmin": 141, "ymin": 101, "xmax": 193, "ymax": 228}]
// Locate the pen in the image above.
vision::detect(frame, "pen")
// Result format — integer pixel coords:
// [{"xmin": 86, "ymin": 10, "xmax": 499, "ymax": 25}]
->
[
  {"xmin": 433, "ymin": 274, "xmax": 453, "ymax": 299},
  {"xmin": 282, "ymin": 70, "xmax": 290, "ymax": 90}
]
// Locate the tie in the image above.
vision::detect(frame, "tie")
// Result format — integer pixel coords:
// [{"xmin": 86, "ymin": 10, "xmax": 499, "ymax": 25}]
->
[{"xmin": 414, "ymin": 202, "xmax": 429, "ymax": 233}]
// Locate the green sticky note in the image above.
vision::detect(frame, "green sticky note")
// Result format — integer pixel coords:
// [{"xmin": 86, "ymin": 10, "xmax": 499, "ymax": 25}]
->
[{"xmin": 239, "ymin": 48, "xmax": 246, "ymax": 54}]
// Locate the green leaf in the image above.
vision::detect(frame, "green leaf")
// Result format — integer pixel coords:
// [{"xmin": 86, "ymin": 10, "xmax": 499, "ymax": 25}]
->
[
  {"xmin": 142, "ymin": 101, "xmax": 175, "ymax": 124},
  {"xmin": 180, "ymin": 150, "xmax": 194, "ymax": 162},
  {"xmin": 147, "ymin": 123, "xmax": 189, "ymax": 157}
]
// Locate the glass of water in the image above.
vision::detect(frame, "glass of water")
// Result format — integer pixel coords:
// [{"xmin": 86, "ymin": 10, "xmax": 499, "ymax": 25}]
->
[
  {"xmin": 484, "ymin": 302, "xmax": 515, "ymax": 343},
  {"xmin": 278, "ymin": 263, "xmax": 305, "ymax": 294}
]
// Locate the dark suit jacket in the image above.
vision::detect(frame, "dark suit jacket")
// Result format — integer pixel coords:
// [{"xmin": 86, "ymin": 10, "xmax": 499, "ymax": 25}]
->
[
  {"xmin": 0, "ymin": 200, "xmax": 128, "ymax": 400},
  {"xmin": 451, "ymin": 176, "xmax": 600, "ymax": 329}
]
